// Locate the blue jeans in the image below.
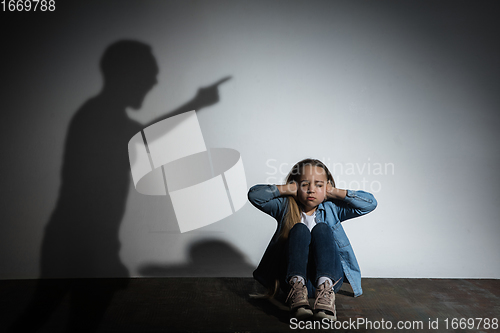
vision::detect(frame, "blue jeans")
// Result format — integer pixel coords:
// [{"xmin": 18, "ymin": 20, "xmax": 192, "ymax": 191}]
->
[{"xmin": 282, "ymin": 222, "xmax": 344, "ymax": 297}]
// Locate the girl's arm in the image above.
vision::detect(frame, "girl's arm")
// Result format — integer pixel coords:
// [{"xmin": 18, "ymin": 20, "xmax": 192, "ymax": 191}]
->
[
  {"xmin": 275, "ymin": 182, "xmax": 298, "ymax": 197},
  {"xmin": 247, "ymin": 183, "xmax": 295, "ymax": 220},
  {"xmin": 325, "ymin": 187, "xmax": 347, "ymax": 200},
  {"xmin": 326, "ymin": 183, "xmax": 377, "ymax": 222}
]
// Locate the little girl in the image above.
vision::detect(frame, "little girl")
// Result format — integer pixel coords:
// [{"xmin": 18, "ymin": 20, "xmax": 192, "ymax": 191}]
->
[{"xmin": 248, "ymin": 158, "xmax": 377, "ymax": 320}]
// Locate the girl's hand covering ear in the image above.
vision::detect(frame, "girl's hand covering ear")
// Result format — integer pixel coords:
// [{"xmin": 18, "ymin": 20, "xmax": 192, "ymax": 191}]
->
[
  {"xmin": 287, "ymin": 181, "xmax": 298, "ymax": 198},
  {"xmin": 325, "ymin": 182, "xmax": 347, "ymax": 200},
  {"xmin": 326, "ymin": 181, "xmax": 335, "ymax": 199}
]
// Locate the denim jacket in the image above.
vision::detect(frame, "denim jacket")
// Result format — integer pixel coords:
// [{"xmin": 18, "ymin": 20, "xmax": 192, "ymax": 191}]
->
[{"xmin": 247, "ymin": 184, "xmax": 377, "ymax": 297}]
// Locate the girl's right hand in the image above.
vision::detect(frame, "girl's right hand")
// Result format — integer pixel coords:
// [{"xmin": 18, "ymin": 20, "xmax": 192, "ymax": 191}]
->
[
  {"xmin": 276, "ymin": 182, "xmax": 297, "ymax": 197},
  {"xmin": 287, "ymin": 181, "xmax": 298, "ymax": 197}
]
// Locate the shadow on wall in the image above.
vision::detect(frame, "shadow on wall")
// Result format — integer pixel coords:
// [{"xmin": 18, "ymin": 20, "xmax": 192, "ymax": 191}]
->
[
  {"xmin": 10, "ymin": 40, "xmax": 229, "ymax": 333},
  {"xmin": 139, "ymin": 239, "xmax": 256, "ymax": 277}
]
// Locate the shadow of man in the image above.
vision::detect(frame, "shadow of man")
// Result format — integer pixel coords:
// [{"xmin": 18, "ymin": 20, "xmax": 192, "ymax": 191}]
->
[{"xmin": 11, "ymin": 40, "xmax": 230, "ymax": 333}]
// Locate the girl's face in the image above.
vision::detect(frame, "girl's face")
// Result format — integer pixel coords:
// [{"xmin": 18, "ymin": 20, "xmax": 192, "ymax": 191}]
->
[{"xmin": 297, "ymin": 165, "xmax": 328, "ymax": 213}]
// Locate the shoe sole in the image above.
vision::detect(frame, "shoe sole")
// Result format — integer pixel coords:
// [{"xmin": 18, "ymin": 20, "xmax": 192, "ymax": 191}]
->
[
  {"xmin": 314, "ymin": 309, "xmax": 337, "ymax": 321},
  {"xmin": 293, "ymin": 307, "xmax": 314, "ymax": 320}
]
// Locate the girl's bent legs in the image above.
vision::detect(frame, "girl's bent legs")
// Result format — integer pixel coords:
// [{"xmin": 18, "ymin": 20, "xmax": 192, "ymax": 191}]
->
[
  {"xmin": 310, "ymin": 223, "xmax": 344, "ymax": 293},
  {"xmin": 286, "ymin": 223, "xmax": 311, "ymax": 284}
]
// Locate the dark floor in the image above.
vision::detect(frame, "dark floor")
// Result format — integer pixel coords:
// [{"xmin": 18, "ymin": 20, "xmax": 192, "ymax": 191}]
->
[{"xmin": 1, "ymin": 278, "xmax": 499, "ymax": 332}]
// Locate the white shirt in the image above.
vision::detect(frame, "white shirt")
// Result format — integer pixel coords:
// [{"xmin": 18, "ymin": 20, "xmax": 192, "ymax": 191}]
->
[{"xmin": 301, "ymin": 211, "xmax": 317, "ymax": 231}]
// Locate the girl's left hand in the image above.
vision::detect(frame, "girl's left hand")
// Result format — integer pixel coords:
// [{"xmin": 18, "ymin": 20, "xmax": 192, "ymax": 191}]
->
[
  {"xmin": 326, "ymin": 181, "xmax": 335, "ymax": 199},
  {"xmin": 325, "ymin": 182, "xmax": 347, "ymax": 200}
]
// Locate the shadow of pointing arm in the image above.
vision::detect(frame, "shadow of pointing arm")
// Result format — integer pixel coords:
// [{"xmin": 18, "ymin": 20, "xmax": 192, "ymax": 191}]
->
[{"xmin": 144, "ymin": 76, "xmax": 232, "ymax": 128}]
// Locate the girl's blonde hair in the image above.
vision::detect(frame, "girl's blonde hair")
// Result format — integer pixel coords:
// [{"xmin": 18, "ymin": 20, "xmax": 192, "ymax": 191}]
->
[{"xmin": 280, "ymin": 158, "xmax": 335, "ymax": 239}]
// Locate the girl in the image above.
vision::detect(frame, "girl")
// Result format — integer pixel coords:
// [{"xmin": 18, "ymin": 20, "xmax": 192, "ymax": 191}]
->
[{"xmin": 247, "ymin": 158, "xmax": 377, "ymax": 320}]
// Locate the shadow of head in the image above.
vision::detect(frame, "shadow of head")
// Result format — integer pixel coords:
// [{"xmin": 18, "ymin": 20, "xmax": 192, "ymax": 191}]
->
[
  {"xmin": 100, "ymin": 40, "xmax": 159, "ymax": 109},
  {"xmin": 139, "ymin": 239, "xmax": 255, "ymax": 277},
  {"xmin": 189, "ymin": 240, "xmax": 247, "ymax": 266}
]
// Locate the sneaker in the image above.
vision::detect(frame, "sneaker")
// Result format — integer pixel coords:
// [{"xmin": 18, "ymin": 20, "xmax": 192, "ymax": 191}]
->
[
  {"xmin": 314, "ymin": 280, "xmax": 337, "ymax": 321},
  {"xmin": 285, "ymin": 280, "xmax": 313, "ymax": 319}
]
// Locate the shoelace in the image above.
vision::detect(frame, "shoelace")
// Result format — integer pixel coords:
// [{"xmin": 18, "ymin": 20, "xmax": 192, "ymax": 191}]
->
[
  {"xmin": 314, "ymin": 283, "xmax": 334, "ymax": 308},
  {"xmin": 286, "ymin": 281, "xmax": 306, "ymax": 304}
]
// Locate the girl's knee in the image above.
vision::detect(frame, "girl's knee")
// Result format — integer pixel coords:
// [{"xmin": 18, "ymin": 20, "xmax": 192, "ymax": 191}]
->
[
  {"xmin": 311, "ymin": 223, "xmax": 335, "ymax": 241},
  {"xmin": 311, "ymin": 222, "xmax": 329, "ymax": 234},
  {"xmin": 289, "ymin": 223, "xmax": 311, "ymax": 238}
]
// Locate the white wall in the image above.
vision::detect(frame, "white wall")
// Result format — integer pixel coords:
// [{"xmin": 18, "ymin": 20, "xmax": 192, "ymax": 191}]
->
[{"xmin": 1, "ymin": 0, "xmax": 499, "ymax": 279}]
